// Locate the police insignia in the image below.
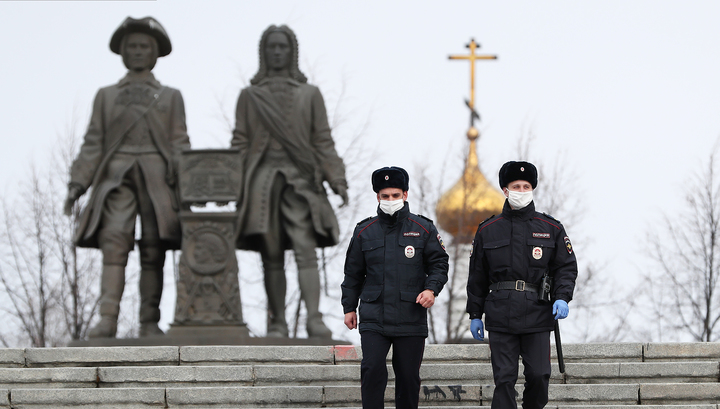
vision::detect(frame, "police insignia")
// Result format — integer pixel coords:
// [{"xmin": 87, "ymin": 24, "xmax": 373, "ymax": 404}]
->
[
  {"xmin": 533, "ymin": 233, "xmax": 550, "ymax": 239},
  {"xmin": 532, "ymin": 246, "xmax": 543, "ymax": 260},
  {"xmin": 403, "ymin": 232, "xmax": 420, "ymax": 237},
  {"xmin": 437, "ymin": 234, "xmax": 446, "ymax": 251},
  {"xmin": 405, "ymin": 245, "xmax": 415, "ymax": 258},
  {"xmin": 564, "ymin": 236, "xmax": 573, "ymax": 254}
]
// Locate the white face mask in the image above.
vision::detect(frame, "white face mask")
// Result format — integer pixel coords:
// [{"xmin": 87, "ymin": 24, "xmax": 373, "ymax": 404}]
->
[
  {"xmin": 506, "ymin": 190, "xmax": 533, "ymax": 209},
  {"xmin": 379, "ymin": 199, "xmax": 404, "ymax": 215}
]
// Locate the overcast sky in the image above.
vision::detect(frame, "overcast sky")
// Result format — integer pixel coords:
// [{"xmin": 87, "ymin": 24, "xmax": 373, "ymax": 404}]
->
[{"xmin": 1, "ymin": 1, "xmax": 719, "ymax": 341}]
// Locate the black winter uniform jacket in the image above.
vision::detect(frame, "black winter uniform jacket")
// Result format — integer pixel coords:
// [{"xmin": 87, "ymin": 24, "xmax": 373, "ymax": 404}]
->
[
  {"xmin": 341, "ymin": 203, "xmax": 449, "ymax": 337},
  {"xmin": 466, "ymin": 201, "xmax": 578, "ymax": 334}
]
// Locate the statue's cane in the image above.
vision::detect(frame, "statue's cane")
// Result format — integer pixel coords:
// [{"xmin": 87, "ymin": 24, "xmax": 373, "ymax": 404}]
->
[{"xmin": 555, "ymin": 320, "xmax": 565, "ymax": 373}]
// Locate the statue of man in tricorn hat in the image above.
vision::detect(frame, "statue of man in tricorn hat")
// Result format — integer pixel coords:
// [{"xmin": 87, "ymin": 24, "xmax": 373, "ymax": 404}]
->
[
  {"xmin": 231, "ymin": 25, "xmax": 348, "ymax": 338},
  {"xmin": 64, "ymin": 16, "xmax": 190, "ymax": 338}
]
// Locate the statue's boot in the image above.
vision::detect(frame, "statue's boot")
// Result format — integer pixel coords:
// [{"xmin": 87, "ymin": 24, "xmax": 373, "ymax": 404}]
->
[
  {"xmin": 264, "ymin": 264, "xmax": 288, "ymax": 338},
  {"xmin": 88, "ymin": 264, "xmax": 125, "ymax": 338},
  {"xmin": 299, "ymin": 267, "xmax": 332, "ymax": 338},
  {"xmin": 139, "ymin": 322, "xmax": 164, "ymax": 337},
  {"xmin": 267, "ymin": 321, "xmax": 289, "ymax": 338},
  {"xmin": 139, "ymin": 242, "xmax": 165, "ymax": 337}
]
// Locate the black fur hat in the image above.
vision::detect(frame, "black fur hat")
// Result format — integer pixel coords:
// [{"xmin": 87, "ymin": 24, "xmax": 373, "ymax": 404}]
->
[
  {"xmin": 110, "ymin": 16, "xmax": 172, "ymax": 57},
  {"xmin": 498, "ymin": 161, "xmax": 538, "ymax": 189},
  {"xmin": 372, "ymin": 166, "xmax": 409, "ymax": 193}
]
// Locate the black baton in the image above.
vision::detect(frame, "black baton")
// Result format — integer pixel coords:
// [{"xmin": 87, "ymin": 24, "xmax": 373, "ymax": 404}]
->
[{"xmin": 554, "ymin": 320, "xmax": 565, "ymax": 373}]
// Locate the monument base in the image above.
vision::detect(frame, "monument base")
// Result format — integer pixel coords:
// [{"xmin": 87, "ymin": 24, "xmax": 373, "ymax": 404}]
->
[
  {"xmin": 166, "ymin": 323, "xmax": 250, "ymax": 339},
  {"xmin": 68, "ymin": 328, "xmax": 350, "ymax": 347}
]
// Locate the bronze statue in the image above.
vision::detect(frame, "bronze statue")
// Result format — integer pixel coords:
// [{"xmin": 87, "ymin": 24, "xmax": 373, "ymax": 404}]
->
[
  {"xmin": 64, "ymin": 17, "xmax": 190, "ymax": 338},
  {"xmin": 232, "ymin": 25, "xmax": 348, "ymax": 338}
]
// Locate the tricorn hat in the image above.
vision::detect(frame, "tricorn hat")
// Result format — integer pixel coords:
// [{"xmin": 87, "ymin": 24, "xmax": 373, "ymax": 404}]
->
[
  {"xmin": 110, "ymin": 16, "xmax": 172, "ymax": 57},
  {"xmin": 498, "ymin": 161, "xmax": 538, "ymax": 189},
  {"xmin": 372, "ymin": 166, "xmax": 409, "ymax": 193}
]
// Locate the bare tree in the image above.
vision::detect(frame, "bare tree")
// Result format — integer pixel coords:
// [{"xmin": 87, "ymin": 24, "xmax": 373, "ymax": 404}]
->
[
  {"xmin": 0, "ymin": 123, "xmax": 104, "ymax": 347},
  {"xmin": 0, "ymin": 168, "xmax": 62, "ymax": 347},
  {"xmin": 642, "ymin": 147, "xmax": 720, "ymax": 342}
]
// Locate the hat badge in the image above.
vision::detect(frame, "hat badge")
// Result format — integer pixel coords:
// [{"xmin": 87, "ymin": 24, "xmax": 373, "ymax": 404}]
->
[
  {"xmin": 520, "ymin": 167, "xmax": 525, "ymax": 172},
  {"xmin": 384, "ymin": 175, "xmax": 389, "ymax": 180}
]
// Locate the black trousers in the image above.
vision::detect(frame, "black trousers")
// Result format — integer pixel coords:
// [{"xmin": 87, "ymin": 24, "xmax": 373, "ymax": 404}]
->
[
  {"xmin": 489, "ymin": 331, "xmax": 551, "ymax": 409},
  {"xmin": 360, "ymin": 331, "xmax": 426, "ymax": 409}
]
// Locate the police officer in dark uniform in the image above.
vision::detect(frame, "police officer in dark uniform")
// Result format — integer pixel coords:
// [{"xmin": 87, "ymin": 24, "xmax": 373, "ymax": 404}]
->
[
  {"xmin": 466, "ymin": 161, "xmax": 578, "ymax": 409},
  {"xmin": 342, "ymin": 166, "xmax": 449, "ymax": 409}
]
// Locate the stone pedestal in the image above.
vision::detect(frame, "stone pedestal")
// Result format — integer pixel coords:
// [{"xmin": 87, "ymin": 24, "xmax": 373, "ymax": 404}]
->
[
  {"xmin": 166, "ymin": 212, "xmax": 249, "ymax": 339},
  {"xmin": 166, "ymin": 148, "xmax": 249, "ymax": 340}
]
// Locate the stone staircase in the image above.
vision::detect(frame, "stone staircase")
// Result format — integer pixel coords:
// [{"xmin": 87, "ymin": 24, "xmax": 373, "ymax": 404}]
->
[{"xmin": 0, "ymin": 342, "xmax": 719, "ymax": 408}]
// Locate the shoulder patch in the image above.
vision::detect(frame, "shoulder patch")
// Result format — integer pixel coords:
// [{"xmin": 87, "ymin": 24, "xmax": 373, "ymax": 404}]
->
[
  {"xmin": 356, "ymin": 216, "xmax": 374, "ymax": 225},
  {"xmin": 477, "ymin": 215, "xmax": 495, "ymax": 228},
  {"xmin": 417, "ymin": 214, "xmax": 434, "ymax": 223},
  {"xmin": 542, "ymin": 212, "xmax": 561, "ymax": 224}
]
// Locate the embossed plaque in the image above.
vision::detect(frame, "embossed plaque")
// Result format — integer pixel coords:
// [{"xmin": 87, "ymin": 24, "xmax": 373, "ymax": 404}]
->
[{"xmin": 178, "ymin": 148, "xmax": 241, "ymax": 204}]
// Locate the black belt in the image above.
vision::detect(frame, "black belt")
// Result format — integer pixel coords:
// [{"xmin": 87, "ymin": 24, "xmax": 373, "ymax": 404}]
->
[{"xmin": 489, "ymin": 280, "xmax": 539, "ymax": 293}]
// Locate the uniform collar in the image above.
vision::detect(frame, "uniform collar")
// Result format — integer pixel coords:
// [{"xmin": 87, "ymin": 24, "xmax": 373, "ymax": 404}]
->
[
  {"xmin": 377, "ymin": 201, "xmax": 410, "ymax": 225},
  {"xmin": 501, "ymin": 199, "xmax": 535, "ymax": 220},
  {"xmin": 118, "ymin": 72, "xmax": 162, "ymax": 89}
]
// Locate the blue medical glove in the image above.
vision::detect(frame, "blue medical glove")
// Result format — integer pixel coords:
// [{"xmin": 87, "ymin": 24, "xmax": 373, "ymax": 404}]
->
[
  {"xmin": 553, "ymin": 300, "xmax": 569, "ymax": 320},
  {"xmin": 470, "ymin": 319, "xmax": 484, "ymax": 341}
]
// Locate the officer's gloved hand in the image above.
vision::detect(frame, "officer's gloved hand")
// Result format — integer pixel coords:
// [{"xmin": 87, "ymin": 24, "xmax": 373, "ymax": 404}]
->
[
  {"xmin": 470, "ymin": 319, "xmax": 484, "ymax": 341},
  {"xmin": 553, "ymin": 300, "xmax": 569, "ymax": 320}
]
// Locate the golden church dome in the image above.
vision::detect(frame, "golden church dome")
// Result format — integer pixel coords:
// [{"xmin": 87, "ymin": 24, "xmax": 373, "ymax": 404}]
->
[{"xmin": 435, "ymin": 127, "xmax": 505, "ymax": 243}]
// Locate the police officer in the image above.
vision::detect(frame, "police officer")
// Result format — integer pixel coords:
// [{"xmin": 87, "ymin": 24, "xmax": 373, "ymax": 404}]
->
[
  {"xmin": 467, "ymin": 161, "xmax": 577, "ymax": 409},
  {"xmin": 342, "ymin": 166, "xmax": 449, "ymax": 409}
]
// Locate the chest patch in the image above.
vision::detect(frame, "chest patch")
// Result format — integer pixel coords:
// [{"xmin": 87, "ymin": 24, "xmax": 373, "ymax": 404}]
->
[
  {"xmin": 403, "ymin": 231, "xmax": 421, "ymax": 237},
  {"xmin": 532, "ymin": 246, "xmax": 543, "ymax": 260},
  {"xmin": 533, "ymin": 233, "xmax": 550, "ymax": 239},
  {"xmin": 405, "ymin": 245, "xmax": 415, "ymax": 258}
]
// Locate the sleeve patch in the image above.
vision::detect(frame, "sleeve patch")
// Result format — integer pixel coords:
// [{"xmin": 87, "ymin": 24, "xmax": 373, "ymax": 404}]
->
[
  {"xmin": 437, "ymin": 234, "xmax": 446, "ymax": 251},
  {"xmin": 564, "ymin": 236, "xmax": 573, "ymax": 254}
]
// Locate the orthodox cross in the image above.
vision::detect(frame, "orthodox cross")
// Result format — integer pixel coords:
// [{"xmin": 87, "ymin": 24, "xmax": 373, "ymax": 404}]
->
[{"xmin": 448, "ymin": 38, "xmax": 497, "ymax": 127}]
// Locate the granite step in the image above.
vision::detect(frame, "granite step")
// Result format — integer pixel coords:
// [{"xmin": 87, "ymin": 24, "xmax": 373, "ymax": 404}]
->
[
  {"xmin": 4, "ymin": 383, "xmax": 720, "ymax": 407},
  {"xmin": 1, "ymin": 343, "xmax": 720, "ymax": 407},
  {"xmin": 0, "ymin": 361, "xmax": 715, "ymax": 390},
  {"xmin": 4, "ymin": 342, "xmax": 720, "ymax": 368}
]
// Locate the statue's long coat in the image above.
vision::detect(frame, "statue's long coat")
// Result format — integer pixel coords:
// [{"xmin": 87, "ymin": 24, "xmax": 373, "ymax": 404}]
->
[
  {"xmin": 69, "ymin": 74, "xmax": 190, "ymax": 249},
  {"xmin": 231, "ymin": 77, "xmax": 346, "ymax": 251}
]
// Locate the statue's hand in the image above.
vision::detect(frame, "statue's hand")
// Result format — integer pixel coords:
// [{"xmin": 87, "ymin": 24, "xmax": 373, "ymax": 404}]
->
[
  {"xmin": 63, "ymin": 197, "xmax": 74, "ymax": 216},
  {"xmin": 330, "ymin": 180, "xmax": 349, "ymax": 208},
  {"xmin": 336, "ymin": 185, "xmax": 349, "ymax": 208},
  {"xmin": 64, "ymin": 185, "xmax": 83, "ymax": 216}
]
